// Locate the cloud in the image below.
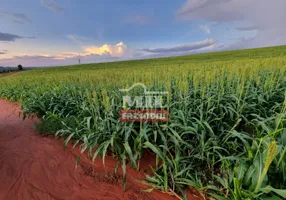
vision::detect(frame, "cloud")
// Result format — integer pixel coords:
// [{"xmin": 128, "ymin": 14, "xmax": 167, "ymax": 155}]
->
[
  {"xmin": 235, "ymin": 25, "xmax": 260, "ymax": 32},
  {"xmin": 40, "ymin": 0, "xmax": 64, "ymax": 12},
  {"xmin": 0, "ymin": 32, "xmax": 35, "ymax": 42},
  {"xmin": 199, "ymin": 25, "xmax": 211, "ymax": 34},
  {"xmin": 0, "ymin": 41, "xmax": 133, "ymax": 67},
  {"xmin": 216, "ymin": 36, "xmax": 257, "ymax": 51},
  {"xmin": 139, "ymin": 38, "xmax": 216, "ymax": 54},
  {"xmin": 12, "ymin": 13, "xmax": 32, "ymax": 24},
  {"xmin": 0, "ymin": 11, "xmax": 32, "ymax": 24},
  {"xmin": 0, "ymin": 38, "xmax": 218, "ymax": 67},
  {"xmin": 177, "ymin": 0, "xmax": 255, "ymax": 22},
  {"xmin": 66, "ymin": 34, "xmax": 96, "ymax": 46},
  {"xmin": 67, "ymin": 28, "xmax": 104, "ymax": 45},
  {"xmin": 125, "ymin": 15, "xmax": 152, "ymax": 25},
  {"xmin": 67, "ymin": 34, "xmax": 90, "ymax": 42},
  {"xmin": 84, "ymin": 42, "xmax": 128, "ymax": 57},
  {"xmin": 0, "ymin": 50, "xmax": 7, "ymax": 55},
  {"xmin": 0, "ymin": 39, "xmax": 216, "ymax": 66},
  {"xmin": 177, "ymin": 0, "xmax": 286, "ymax": 48},
  {"xmin": 0, "ymin": 52, "xmax": 122, "ymax": 67},
  {"xmin": 0, "ymin": 32, "xmax": 22, "ymax": 41},
  {"xmin": 176, "ymin": 0, "xmax": 286, "ymax": 48}
]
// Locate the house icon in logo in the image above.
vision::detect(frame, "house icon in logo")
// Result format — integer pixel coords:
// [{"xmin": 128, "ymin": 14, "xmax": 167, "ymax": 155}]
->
[{"xmin": 119, "ymin": 83, "xmax": 168, "ymax": 95}]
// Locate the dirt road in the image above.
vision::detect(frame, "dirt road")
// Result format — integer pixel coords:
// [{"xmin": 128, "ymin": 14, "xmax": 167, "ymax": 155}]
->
[{"xmin": 0, "ymin": 99, "xmax": 201, "ymax": 200}]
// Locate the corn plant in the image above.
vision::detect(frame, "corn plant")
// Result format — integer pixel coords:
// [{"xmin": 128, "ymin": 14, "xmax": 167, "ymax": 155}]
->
[{"xmin": 0, "ymin": 46, "xmax": 286, "ymax": 199}]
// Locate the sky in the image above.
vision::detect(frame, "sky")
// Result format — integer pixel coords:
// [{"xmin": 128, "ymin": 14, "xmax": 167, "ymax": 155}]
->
[{"xmin": 0, "ymin": 0, "xmax": 285, "ymax": 67}]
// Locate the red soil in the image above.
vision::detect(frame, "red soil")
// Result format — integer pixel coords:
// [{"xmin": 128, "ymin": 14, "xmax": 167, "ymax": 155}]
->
[{"xmin": 0, "ymin": 99, "xmax": 202, "ymax": 200}]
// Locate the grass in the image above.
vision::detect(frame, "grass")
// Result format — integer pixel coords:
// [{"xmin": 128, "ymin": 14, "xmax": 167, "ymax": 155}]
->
[{"xmin": 1, "ymin": 45, "xmax": 286, "ymax": 199}]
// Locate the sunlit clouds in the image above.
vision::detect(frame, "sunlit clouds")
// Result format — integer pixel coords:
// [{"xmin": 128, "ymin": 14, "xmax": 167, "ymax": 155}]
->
[
  {"xmin": 0, "ymin": 42, "xmax": 130, "ymax": 67},
  {"xmin": 84, "ymin": 42, "xmax": 127, "ymax": 57}
]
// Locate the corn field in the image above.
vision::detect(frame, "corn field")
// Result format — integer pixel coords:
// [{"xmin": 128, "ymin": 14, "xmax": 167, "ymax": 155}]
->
[{"xmin": 1, "ymin": 46, "xmax": 286, "ymax": 199}]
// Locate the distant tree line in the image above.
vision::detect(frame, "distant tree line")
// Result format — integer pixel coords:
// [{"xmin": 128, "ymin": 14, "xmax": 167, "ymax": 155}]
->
[{"xmin": 0, "ymin": 64, "xmax": 24, "ymax": 73}]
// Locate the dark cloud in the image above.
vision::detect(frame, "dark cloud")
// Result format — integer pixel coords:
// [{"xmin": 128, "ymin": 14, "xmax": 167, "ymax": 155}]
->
[
  {"xmin": 0, "ymin": 11, "xmax": 32, "ymax": 24},
  {"xmin": 0, "ymin": 32, "xmax": 22, "ymax": 41},
  {"xmin": 0, "ymin": 32, "xmax": 35, "ymax": 42},
  {"xmin": 236, "ymin": 25, "xmax": 258, "ymax": 31},
  {"xmin": 40, "ymin": 0, "xmax": 64, "ymax": 12},
  {"xmin": 139, "ymin": 39, "xmax": 216, "ymax": 53},
  {"xmin": 0, "ymin": 50, "xmax": 7, "ymax": 55}
]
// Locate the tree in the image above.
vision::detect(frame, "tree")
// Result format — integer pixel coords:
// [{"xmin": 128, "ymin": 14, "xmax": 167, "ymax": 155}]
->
[{"xmin": 17, "ymin": 64, "xmax": 23, "ymax": 71}]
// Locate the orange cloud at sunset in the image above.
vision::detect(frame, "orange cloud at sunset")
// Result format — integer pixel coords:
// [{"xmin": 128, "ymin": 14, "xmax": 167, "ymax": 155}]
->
[{"xmin": 84, "ymin": 42, "xmax": 127, "ymax": 57}]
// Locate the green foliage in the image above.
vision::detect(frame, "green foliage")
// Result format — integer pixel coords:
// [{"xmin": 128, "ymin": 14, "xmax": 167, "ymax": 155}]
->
[{"xmin": 1, "ymin": 46, "xmax": 286, "ymax": 199}]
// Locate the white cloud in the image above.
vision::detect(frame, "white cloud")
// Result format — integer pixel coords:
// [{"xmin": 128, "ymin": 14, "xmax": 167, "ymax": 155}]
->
[
  {"xmin": 177, "ymin": 0, "xmax": 286, "ymax": 48},
  {"xmin": 84, "ymin": 42, "xmax": 129, "ymax": 57},
  {"xmin": 199, "ymin": 25, "xmax": 211, "ymax": 34},
  {"xmin": 40, "ymin": 0, "xmax": 64, "ymax": 12}
]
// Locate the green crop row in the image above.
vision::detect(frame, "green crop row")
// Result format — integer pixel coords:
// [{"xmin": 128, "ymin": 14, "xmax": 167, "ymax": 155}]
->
[{"xmin": 1, "ymin": 47, "xmax": 286, "ymax": 199}]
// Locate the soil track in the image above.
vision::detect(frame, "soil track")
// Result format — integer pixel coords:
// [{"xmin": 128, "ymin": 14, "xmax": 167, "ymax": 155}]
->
[
  {"xmin": 0, "ymin": 72, "xmax": 21, "ymax": 78},
  {"xmin": 0, "ymin": 99, "xmax": 201, "ymax": 200}
]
